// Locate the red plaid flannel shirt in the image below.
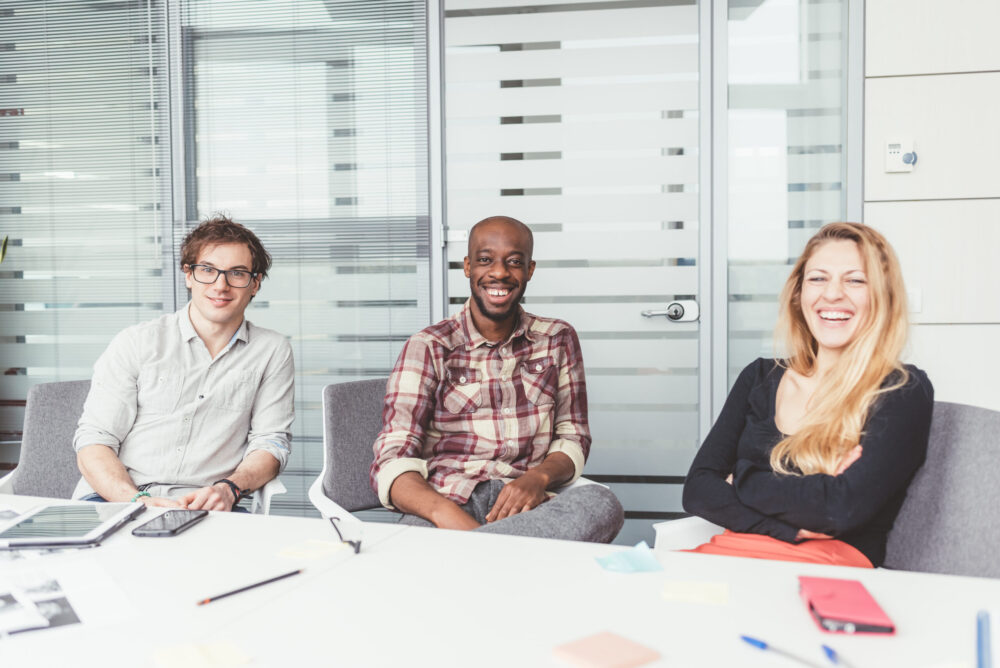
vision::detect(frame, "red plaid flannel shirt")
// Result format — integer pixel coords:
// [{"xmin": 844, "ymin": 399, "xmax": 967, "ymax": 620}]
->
[{"xmin": 370, "ymin": 300, "xmax": 591, "ymax": 507}]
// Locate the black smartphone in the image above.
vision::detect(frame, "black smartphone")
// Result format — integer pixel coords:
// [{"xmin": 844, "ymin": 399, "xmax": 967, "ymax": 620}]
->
[{"xmin": 131, "ymin": 509, "xmax": 209, "ymax": 537}]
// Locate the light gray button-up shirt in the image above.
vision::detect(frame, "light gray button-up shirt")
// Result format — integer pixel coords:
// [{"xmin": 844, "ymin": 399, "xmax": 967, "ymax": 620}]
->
[{"xmin": 72, "ymin": 303, "xmax": 294, "ymax": 500}]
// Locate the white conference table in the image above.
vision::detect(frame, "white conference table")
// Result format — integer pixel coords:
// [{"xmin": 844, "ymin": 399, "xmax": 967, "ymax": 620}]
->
[{"xmin": 1, "ymin": 493, "xmax": 996, "ymax": 668}]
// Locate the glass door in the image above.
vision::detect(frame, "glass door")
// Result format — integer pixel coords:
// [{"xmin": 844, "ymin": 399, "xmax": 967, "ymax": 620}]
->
[{"xmin": 443, "ymin": 0, "xmax": 702, "ymax": 544}]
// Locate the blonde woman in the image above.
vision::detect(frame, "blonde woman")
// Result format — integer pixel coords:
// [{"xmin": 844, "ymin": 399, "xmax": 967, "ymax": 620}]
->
[{"xmin": 682, "ymin": 223, "xmax": 933, "ymax": 568}]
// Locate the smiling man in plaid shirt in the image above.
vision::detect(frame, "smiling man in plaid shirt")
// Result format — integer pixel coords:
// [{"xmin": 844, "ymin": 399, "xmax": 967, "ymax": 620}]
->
[{"xmin": 370, "ymin": 216, "xmax": 624, "ymax": 542}]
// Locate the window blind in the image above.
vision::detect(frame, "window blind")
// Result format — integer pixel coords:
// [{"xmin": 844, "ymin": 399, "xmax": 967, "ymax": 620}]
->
[
  {"xmin": 182, "ymin": 0, "xmax": 431, "ymax": 515},
  {"xmin": 0, "ymin": 0, "xmax": 170, "ymax": 452}
]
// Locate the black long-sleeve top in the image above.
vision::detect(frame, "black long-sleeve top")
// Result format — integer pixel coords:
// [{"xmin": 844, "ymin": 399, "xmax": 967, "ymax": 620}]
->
[{"xmin": 682, "ymin": 358, "xmax": 934, "ymax": 567}]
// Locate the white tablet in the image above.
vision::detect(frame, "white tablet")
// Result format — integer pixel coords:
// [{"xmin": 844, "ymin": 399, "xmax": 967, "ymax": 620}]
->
[{"xmin": 0, "ymin": 502, "xmax": 146, "ymax": 549}]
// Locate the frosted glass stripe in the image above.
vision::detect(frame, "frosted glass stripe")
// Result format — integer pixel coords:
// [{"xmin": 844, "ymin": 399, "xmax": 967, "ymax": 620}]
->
[
  {"xmin": 448, "ymin": 265, "xmax": 698, "ymax": 296},
  {"xmin": 448, "ymin": 155, "xmax": 697, "ymax": 189},
  {"xmin": 447, "ymin": 81, "xmax": 699, "ymax": 117},
  {"xmin": 447, "ymin": 44, "xmax": 698, "ymax": 81},
  {"xmin": 448, "ymin": 192, "xmax": 699, "ymax": 222},
  {"xmin": 445, "ymin": 5, "xmax": 697, "ymax": 45},
  {"xmin": 447, "ymin": 118, "xmax": 699, "ymax": 153}
]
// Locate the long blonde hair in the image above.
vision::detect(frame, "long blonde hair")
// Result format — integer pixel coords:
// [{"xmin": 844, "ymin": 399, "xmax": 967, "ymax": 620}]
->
[{"xmin": 771, "ymin": 223, "xmax": 909, "ymax": 475}]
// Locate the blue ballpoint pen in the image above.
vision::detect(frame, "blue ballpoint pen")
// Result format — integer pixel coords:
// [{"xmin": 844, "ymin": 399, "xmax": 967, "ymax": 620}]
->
[
  {"xmin": 978, "ymin": 610, "xmax": 993, "ymax": 668},
  {"xmin": 822, "ymin": 644, "xmax": 858, "ymax": 668},
  {"xmin": 740, "ymin": 635, "xmax": 826, "ymax": 668}
]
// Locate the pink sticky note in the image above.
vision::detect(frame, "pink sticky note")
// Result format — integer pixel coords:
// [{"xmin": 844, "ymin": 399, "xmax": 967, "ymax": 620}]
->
[{"xmin": 553, "ymin": 631, "xmax": 660, "ymax": 668}]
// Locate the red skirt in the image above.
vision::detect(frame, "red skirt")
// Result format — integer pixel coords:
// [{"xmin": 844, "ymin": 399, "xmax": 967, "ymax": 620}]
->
[{"xmin": 686, "ymin": 530, "xmax": 873, "ymax": 568}]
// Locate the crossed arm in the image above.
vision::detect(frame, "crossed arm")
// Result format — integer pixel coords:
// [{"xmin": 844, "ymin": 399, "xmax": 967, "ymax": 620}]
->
[{"xmin": 684, "ymin": 360, "xmax": 934, "ymax": 542}]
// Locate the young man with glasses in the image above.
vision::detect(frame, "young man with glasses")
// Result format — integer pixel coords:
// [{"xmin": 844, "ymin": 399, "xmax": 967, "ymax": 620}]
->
[{"xmin": 73, "ymin": 216, "xmax": 294, "ymax": 511}]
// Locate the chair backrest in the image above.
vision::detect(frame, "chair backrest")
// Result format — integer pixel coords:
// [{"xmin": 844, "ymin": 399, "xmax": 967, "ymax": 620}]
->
[
  {"xmin": 319, "ymin": 378, "xmax": 389, "ymax": 512},
  {"xmin": 11, "ymin": 380, "xmax": 91, "ymax": 498},
  {"xmin": 884, "ymin": 401, "xmax": 1000, "ymax": 578}
]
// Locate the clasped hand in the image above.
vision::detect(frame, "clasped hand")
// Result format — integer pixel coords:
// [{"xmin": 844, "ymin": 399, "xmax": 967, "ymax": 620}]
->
[
  {"xmin": 135, "ymin": 483, "xmax": 237, "ymax": 512},
  {"xmin": 485, "ymin": 471, "xmax": 550, "ymax": 523}
]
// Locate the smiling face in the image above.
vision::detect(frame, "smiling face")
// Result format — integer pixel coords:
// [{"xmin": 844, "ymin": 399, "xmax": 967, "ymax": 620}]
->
[
  {"xmin": 463, "ymin": 218, "xmax": 535, "ymax": 340},
  {"xmin": 799, "ymin": 239, "xmax": 871, "ymax": 360},
  {"xmin": 184, "ymin": 242, "xmax": 260, "ymax": 334}
]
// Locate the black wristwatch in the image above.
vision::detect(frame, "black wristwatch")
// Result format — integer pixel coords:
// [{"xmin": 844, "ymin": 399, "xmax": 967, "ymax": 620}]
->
[{"xmin": 213, "ymin": 478, "xmax": 242, "ymax": 509}]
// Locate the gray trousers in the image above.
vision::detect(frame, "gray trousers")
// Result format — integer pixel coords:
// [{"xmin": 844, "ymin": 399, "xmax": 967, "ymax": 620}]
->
[{"xmin": 398, "ymin": 479, "xmax": 624, "ymax": 544}]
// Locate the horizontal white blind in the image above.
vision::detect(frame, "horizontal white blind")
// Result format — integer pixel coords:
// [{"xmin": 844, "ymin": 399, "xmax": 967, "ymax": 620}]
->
[
  {"xmin": 0, "ymin": 0, "xmax": 170, "ymax": 445},
  {"xmin": 184, "ymin": 0, "xmax": 431, "ymax": 515}
]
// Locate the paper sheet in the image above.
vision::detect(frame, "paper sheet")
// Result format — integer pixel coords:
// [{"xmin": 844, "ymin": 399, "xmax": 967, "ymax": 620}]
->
[
  {"xmin": 661, "ymin": 580, "xmax": 730, "ymax": 605},
  {"xmin": 277, "ymin": 539, "xmax": 346, "ymax": 560},
  {"xmin": 595, "ymin": 541, "xmax": 663, "ymax": 573},
  {"xmin": 153, "ymin": 642, "xmax": 252, "ymax": 668}
]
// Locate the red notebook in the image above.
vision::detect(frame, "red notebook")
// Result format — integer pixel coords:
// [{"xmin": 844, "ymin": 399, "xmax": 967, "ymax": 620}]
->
[{"xmin": 798, "ymin": 576, "xmax": 895, "ymax": 635}]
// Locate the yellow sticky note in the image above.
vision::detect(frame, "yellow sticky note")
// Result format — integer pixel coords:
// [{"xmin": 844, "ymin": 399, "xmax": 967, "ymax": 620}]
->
[
  {"xmin": 278, "ymin": 539, "xmax": 346, "ymax": 559},
  {"xmin": 153, "ymin": 642, "xmax": 251, "ymax": 668},
  {"xmin": 661, "ymin": 580, "xmax": 730, "ymax": 605}
]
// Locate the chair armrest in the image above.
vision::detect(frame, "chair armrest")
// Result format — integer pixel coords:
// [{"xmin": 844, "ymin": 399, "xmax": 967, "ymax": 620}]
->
[
  {"xmin": 0, "ymin": 469, "xmax": 14, "ymax": 495},
  {"xmin": 250, "ymin": 476, "xmax": 287, "ymax": 515},
  {"xmin": 307, "ymin": 476, "xmax": 358, "ymax": 521},
  {"xmin": 653, "ymin": 516, "xmax": 724, "ymax": 552},
  {"xmin": 554, "ymin": 476, "xmax": 609, "ymax": 492}
]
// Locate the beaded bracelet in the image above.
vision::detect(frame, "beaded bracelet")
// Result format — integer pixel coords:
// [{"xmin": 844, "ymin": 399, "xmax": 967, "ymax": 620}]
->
[{"xmin": 130, "ymin": 490, "xmax": 151, "ymax": 503}]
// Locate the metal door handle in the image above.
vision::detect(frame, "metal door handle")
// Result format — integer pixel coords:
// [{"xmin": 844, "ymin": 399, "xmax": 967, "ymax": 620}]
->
[{"xmin": 640, "ymin": 300, "xmax": 699, "ymax": 322}]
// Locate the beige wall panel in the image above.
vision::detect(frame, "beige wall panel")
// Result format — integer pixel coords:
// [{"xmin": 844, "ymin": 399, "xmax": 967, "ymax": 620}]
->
[
  {"xmin": 866, "ymin": 200, "xmax": 1000, "ymax": 324},
  {"xmin": 865, "ymin": 72, "xmax": 1000, "ymax": 201},
  {"xmin": 867, "ymin": 0, "xmax": 1000, "ymax": 77},
  {"xmin": 907, "ymin": 324, "xmax": 1000, "ymax": 411}
]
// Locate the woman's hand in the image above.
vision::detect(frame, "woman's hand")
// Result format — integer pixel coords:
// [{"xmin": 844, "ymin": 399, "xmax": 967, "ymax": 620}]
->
[
  {"xmin": 796, "ymin": 528, "xmax": 833, "ymax": 541},
  {"xmin": 835, "ymin": 445, "xmax": 863, "ymax": 475}
]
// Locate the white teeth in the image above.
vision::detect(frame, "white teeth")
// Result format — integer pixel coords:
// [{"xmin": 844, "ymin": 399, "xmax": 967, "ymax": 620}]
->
[
  {"xmin": 819, "ymin": 311, "xmax": 851, "ymax": 321},
  {"xmin": 487, "ymin": 288, "xmax": 509, "ymax": 297}
]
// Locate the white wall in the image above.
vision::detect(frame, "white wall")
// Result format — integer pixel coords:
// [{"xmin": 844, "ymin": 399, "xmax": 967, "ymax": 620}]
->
[{"xmin": 865, "ymin": 0, "xmax": 1000, "ymax": 411}]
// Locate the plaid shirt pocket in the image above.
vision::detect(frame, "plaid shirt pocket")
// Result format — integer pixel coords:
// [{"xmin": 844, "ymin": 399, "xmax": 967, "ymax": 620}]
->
[
  {"xmin": 521, "ymin": 356, "xmax": 557, "ymax": 406},
  {"xmin": 441, "ymin": 365, "xmax": 483, "ymax": 414}
]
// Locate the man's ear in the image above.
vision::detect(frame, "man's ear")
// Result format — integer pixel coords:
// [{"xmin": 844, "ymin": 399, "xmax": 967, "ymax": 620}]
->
[
  {"xmin": 463, "ymin": 256, "xmax": 471, "ymax": 278},
  {"xmin": 526, "ymin": 260, "xmax": 536, "ymax": 281}
]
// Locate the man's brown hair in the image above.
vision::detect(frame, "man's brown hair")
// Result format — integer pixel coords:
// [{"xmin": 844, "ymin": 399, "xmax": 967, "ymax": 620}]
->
[{"xmin": 180, "ymin": 214, "xmax": 272, "ymax": 279}]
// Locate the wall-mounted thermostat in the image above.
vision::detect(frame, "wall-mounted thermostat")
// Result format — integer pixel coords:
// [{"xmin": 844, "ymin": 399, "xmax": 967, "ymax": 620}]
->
[{"xmin": 885, "ymin": 139, "xmax": 917, "ymax": 173}]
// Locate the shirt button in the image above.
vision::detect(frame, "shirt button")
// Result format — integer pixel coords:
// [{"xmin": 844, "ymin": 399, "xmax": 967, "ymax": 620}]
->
[
  {"xmin": 184, "ymin": 416, "xmax": 190, "ymax": 422},
  {"xmin": 459, "ymin": 376, "xmax": 467, "ymax": 384},
  {"xmin": 501, "ymin": 347, "xmax": 507, "ymax": 354},
  {"xmin": 506, "ymin": 440, "xmax": 513, "ymax": 446},
  {"xmin": 502, "ymin": 407, "xmax": 511, "ymax": 415},
  {"xmin": 198, "ymin": 395, "xmax": 204, "ymax": 399},
  {"xmin": 501, "ymin": 376, "xmax": 508, "ymax": 381},
  {"xmin": 535, "ymin": 363, "xmax": 542, "ymax": 371}
]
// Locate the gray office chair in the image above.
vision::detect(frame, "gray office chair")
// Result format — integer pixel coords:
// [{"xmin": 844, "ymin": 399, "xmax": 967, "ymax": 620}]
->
[
  {"xmin": 654, "ymin": 401, "xmax": 1000, "ymax": 578},
  {"xmin": 0, "ymin": 380, "xmax": 90, "ymax": 498},
  {"xmin": 308, "ymin": 378, "xmax": 609, "ymax": 522},
  {"xmin": 308, "ymin": 378, "xmax": 388, "ymax": 520},
  {"xmin": 0, "ymin": 379, "xmax": 284, "ymax": 513},
  {"xmin": 883, "ymin": 401, "xmax": 1000, "ymax": 577}
]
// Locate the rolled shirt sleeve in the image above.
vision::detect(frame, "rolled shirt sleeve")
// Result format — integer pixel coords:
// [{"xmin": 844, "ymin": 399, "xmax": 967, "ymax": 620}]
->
[
  {"xmin": 244, "ymin": 339, "xmax": 295, "ymax": 471},
  {"xmin": 74, "ymin": 328, "xmax": 142, "ymax": 455}
]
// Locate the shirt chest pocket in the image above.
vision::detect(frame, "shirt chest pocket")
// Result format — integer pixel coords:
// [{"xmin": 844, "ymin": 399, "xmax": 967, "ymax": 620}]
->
[
  {"xmin": 213, "ymin": 369, "xmax": 258, "ymax": 413},
  {"xmin": 440, "ymin": 366, "xmax": 482, "ymax": 415},
  {"xmin": 521, "ymin": 356, "xmax": 557, "ymax": 407},
  {"xmin": 137, "ymin": 369, "xmax": 182, "ymax": 414}
]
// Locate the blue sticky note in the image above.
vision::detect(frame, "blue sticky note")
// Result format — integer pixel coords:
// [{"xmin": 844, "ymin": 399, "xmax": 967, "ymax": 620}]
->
[{"xmin": 595, "ymin": 541, "xmax": 664, "ymax": 573}]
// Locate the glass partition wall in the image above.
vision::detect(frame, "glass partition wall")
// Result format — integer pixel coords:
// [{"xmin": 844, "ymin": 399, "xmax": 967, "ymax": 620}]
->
[{"xmin": 1, "ymin": 0, "xmax": 852, "ymax": 535}]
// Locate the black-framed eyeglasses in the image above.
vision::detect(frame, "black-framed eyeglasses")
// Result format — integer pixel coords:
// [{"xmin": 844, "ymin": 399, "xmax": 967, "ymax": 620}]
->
[
  {"xmin": 329, "ymin": 516, "xmax": 362, "ymax": 554},
  {"xmin": 187, "ymin": 264, "xmax": 258, "ymax": 288}
]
